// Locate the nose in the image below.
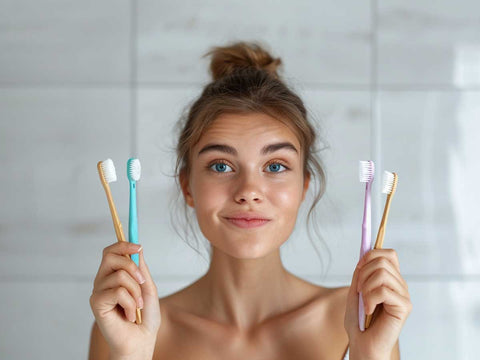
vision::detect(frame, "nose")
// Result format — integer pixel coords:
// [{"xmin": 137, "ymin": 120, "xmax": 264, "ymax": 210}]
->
[{"xmin": 233, "ymin": 169, "xmax": 263, "ymax": 204}]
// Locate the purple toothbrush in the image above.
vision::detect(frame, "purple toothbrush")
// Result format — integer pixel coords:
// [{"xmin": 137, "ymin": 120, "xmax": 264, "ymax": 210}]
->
[{"xmin": 358, "ymin": 160, "xmax": 374, "ymax": 331}]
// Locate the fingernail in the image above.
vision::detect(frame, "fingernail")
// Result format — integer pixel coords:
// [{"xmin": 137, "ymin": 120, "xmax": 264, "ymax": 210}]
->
[
  {"xmin": 135, "ymin": 245, "xmax": 143, "ymax": 252},
  {"xmin": 137, "ymin": 296, "xmax": 144, "ymax": 309},
  {"xmin": 135, "ymin": 270, "xmax": 146, "ymax": 284}
]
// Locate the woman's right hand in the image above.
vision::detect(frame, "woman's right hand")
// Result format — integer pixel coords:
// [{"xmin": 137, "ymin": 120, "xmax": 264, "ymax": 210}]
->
[{"xmin": 89, "ymin": 241, "xmax": 161, "ymax": 358}]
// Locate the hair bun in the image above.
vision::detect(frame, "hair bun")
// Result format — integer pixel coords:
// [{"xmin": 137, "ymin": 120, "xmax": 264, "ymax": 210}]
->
[{"xmin": 204, "ymin": 41, "xmax": 282, "ymax": 81}]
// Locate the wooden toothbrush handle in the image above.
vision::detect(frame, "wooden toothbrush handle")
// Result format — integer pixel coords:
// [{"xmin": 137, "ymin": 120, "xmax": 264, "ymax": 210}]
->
[
  {"xmin": 364, "ymin": 193, "xmax": 393, "ymax": 329},
  {"xmin": 102, "ymin": 182, "xmax": 142, "ymax": 324}
]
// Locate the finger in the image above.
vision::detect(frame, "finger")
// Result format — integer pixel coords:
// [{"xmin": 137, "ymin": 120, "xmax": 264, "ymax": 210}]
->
[
  {"xmin": 359, "ymin": 267, "xmax": 408, "ymax": 300},
  {"xmin": 360, "ymin": 248, "xmax": 401, "ymax": 273},
  {"xmin": 95, "ymin": 251, "xmax": 146, "ymax": 288},
  {"xmin": 92, "ymin": 287, "xmax": 138, "ymax": 323},
  {"xmin": 357, "ymin": 257, "xmax": 408, "ymax": 296},
  {"xmin": 103, "ymin": 241, "xmax": 143, "ymax": 257},
  {"xmin": 94, "ymin": 269, "xmax": 144, "ymax": 309},
  {"xmin": 363, "ymin": 285, "xmax": 413, "ymax": 323}
]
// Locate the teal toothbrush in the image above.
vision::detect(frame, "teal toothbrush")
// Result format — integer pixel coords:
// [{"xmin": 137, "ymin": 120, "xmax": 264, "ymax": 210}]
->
[{"xmin": 127, "ymin": 158, "xmax": 141, "ymax": 266}]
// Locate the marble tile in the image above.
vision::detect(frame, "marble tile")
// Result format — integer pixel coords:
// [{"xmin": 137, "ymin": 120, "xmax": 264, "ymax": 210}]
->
[
  {"xmin": 380, "ymin": 91, "xmax": 480, "ymax": 275},
  {"xmin": 378, "ymin": 0, "xmax": 480, "ymax": 87},
  {"xmin": 136, "ymin": 87, "xmax": 371, "ymax": 278},
  {"xmin": 0, "ymin": 88, "xmax": 131, "ymax": 277},
  {"xmin": 0, "ymin": 0, "xmax": 130, "ymax": 83},
  {"xmin": 137, "ymin": 0, "xmax": 371, "ymax": 85}
]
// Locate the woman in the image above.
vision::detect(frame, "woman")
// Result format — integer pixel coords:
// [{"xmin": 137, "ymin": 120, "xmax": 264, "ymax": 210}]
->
[{"xmin": 89, "ymin": 41, "xmax": 412, "ymax": 360}]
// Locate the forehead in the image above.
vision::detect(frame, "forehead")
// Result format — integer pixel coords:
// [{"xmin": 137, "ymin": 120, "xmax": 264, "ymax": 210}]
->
[{"xmin": 195, "ymin": 112, "xmax": 301, "ymax": 150}]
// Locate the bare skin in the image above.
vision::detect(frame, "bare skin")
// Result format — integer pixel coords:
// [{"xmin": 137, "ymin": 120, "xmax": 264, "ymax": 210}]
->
[
  {"xmin": 89, "ymin": 112, "xmax": 404, "ymax": 359},
  {"xmin": 152, "ymin": 280, "xmax": 350, "ymax": 360},
  {"xmin": 152, "ymin": 113, "xmax": 350, "ymax": 359}
]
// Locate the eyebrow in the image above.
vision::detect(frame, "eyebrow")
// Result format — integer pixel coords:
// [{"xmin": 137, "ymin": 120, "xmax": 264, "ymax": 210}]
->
[{"xmin": 197, "ymin": 141, "xmax": 299, "ymax": 158}]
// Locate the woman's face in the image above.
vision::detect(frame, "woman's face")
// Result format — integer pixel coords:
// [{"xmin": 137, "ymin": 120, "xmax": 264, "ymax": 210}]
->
[{"xmin": 181, "ymin": 112, "xmax": 310, "ymax": 259}]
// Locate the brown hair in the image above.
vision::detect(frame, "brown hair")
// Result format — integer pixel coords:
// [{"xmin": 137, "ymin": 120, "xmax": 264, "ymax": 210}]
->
[{"xmin": 169, "ymin": 41, "xmax": 331, "ymax": 275}]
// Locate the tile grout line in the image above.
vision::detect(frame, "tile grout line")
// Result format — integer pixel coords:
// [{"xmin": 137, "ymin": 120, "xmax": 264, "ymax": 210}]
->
[
  {"xmin": 2, "ymin": 83, "xmax": 480, "ymax": 91},
  {"xmin": 130, "ymin": 0, "xmax": 138, "ymax": 157},
  {"xmin": 371, "ymin": 0, "xmax": 381, "ymax": 239},
  {"xmin": 2, "ymin": 274, "xmax": 480, "ymax": 283}
]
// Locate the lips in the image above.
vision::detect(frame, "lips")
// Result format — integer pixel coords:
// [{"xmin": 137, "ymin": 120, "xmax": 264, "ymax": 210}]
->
[
  {"xmin": 223, "ymin": 212, "xmax": 271, "ymax": 229},
  {"xmin": 224, "ymin": 212, "xmax": 271, "ymax": 221},
  {"xmin": 225, "ymin": 218, "xmax": 270, "ymax": 229}
]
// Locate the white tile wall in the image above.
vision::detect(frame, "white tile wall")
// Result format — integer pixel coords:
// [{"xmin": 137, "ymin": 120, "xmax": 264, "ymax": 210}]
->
[
  {"xmin": 137, "ymin": 0, "xmax": 371, "ymax": 85},
  {"xmin": 378, "ymin": 0, "xmax": 480, "ymax": 87},
  {"xmin": 0, "ymin": 0, "xmax": 131, "ymax": 84},
  {"xmin": 0, "ymin": 0, "xmax": 478, "ymax": 359}
]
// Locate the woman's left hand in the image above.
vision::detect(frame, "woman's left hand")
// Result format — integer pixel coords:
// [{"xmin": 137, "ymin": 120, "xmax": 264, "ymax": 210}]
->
[{"xmin": 344, "ymin": 249, "xmax": 412, "ymax": 360}]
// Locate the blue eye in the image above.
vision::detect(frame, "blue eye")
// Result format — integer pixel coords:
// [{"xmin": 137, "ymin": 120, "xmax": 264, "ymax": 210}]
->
[
  {"xmin": 210, "ymin": 162, "xmax": 233, "ymax": 173},
  {"xmin": 266, "ymin": 163, "xmax": 287, "ymax": 173},
  {"xmin": 208, "ymin": 161, "xmax": 288, "ymax": 174}
]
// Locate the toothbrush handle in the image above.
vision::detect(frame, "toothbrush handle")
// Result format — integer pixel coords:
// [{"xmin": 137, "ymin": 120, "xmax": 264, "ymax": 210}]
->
[
  {"xmin": 359, "ymin": 181, "xmax": 372, "ymax": 332},
  {"xmin": 99, "ymin": 172, "xmax": 142, "ymax": 325},
  {"xmin": 364, "ymin": 192, "xmax": 393, "ymax": 329},
  {"xmin": 129, "ymin": 181, "xmax": 139, "ymax": 267},
  {"xmin": 128, "ymin": 181, "xmax": 143, "ymax": 324},
  {"xmin": 103, "ymin": 184, "xmax": 127, "ymax": 244}
]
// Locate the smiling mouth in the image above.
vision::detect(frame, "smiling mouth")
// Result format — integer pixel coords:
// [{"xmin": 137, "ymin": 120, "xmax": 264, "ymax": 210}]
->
[{"xmin": 225, "ymin": 218, "xmax": 271, "ymax": 229}]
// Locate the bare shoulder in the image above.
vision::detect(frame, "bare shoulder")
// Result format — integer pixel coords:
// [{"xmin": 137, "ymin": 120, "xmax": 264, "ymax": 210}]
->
[
  {"xmin": 310, "ymin": 284, "xmax": 350, "ymax": 355},
  {"xmin": 310, "ymin": 284, "xmax": 349, "ymax": 328}
]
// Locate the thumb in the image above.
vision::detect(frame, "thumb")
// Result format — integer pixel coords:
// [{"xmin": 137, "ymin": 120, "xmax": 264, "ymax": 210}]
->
[
  {"xmin": 137, "ymin": 248, "xmax": 161, "ymax": 331},
  {"xmin": 345, "ymin": 261, "xmax": 361, "ymax": 334},
  {"xmin": 137, "ymin": 248, "xmax": 157, "ymax": 296}
]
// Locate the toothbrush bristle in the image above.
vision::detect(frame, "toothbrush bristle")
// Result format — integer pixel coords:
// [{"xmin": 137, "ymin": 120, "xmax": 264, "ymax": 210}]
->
[
  {"xmin": 359, "ymin": 160, "xmax": 374, "ymax": 182},
  {"xmin": 101, "ymin": 159, "xmax": 117, "ymax": 183},
  {"xmin": 127, "ymin": 158, "xmax": 141, "ymax": 181},
  {"xmin": 382, "ymin": 171, "xmax": 395, "ymax": 194}
]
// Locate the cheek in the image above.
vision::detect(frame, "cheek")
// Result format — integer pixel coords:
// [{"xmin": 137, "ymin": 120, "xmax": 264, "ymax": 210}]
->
[
  {"xmin": 269, "ymin": 179, "xmax": 304, "ymax": 208},
  {"xmin": 192, "ymin": 177, "xmax": 228, "ymax": 213}
]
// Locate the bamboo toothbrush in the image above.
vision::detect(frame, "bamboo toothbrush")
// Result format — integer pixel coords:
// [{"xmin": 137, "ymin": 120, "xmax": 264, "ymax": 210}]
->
[
  {"xmin": 364, "ymin": 171, "xmax": 398, "ymax": 329},
  {"xmin": 127, "ymin": 158, "xmax": 142, "ymax": 324},
  {"xmin": 97, "ymin": 159, "xmax": 142, "ymax": 324},
  {"xmin": 358, "ymin": 160, "xmax": 375, "ymax": 332}
]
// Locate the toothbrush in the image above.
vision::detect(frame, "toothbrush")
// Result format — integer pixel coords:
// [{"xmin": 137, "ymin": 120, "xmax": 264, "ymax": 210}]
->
[
  {"xmin": 97, "ymin": 159, "xmax": 127, "ymax": 244},
  {"xmin": 127, "ymin": 158, "xmax": 141, "ymax": 266},
  {"xmin": 358, "ymin": 160, "xmax": 374, "ymax": 332},
  {"xmin": 97, "ymin": 159, "xmax": 142, "ymax": 325},
  {"xmin": 364, "ymin": 171, "xmax": 398, "ymax": 329},
  {"xmin": 127, "ymin": 158, "xmax": 143, "ymax": 325}
]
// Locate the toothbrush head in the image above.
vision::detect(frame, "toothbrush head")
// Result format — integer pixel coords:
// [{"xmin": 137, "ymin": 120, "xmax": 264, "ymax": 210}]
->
[
  {"xmin": 127, "ymin": 158, "xmax": 141, "ymax": 182},
  {"xmin": 382, "ymin": 171, "xmax": 398, "ymax": 196},
  {"xmin": 97, "ymin": 158, "xmax": 117, "ymax": 186},
  {"xmin": 359, "ymin": 160, "xmax": 374, "ymax": 183}
]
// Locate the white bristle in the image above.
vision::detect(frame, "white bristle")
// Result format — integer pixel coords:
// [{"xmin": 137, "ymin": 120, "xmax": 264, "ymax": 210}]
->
[
  {"xmin": 382, "ymin": 171, "xmax": 395, "ymax": 194},
  {"xmin": 359, "ymin": 160, "xmax": 374, "ymax": 182},
  {"xmin": 101, "ymin": 158, "xmax": 117, "ymax": 183},
  {"xmin": 128, "ymin": 158, "xmax": 141, "ymax": 181}
]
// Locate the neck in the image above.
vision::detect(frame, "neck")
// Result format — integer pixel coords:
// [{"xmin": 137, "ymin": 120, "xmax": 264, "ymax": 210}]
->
[{"xmin": 198, "ymin": 245, "xmax": 295, "ymax": 333}]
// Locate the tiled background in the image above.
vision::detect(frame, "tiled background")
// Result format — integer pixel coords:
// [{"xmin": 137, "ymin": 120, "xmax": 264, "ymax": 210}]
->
[{"xmin": 1, "ymin": 0, "xmax": 479, "ymax": 358}]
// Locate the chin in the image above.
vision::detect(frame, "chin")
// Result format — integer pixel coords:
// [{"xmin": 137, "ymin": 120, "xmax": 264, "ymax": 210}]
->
[{"xmin": 210, "ymin": 232, "xmax": 282, "ymax": 260}]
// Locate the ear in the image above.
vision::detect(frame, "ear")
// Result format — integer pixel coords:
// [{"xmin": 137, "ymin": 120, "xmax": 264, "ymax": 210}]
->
[
  {"xmin": 179, "ymin": 170, "xmax": 195, "ymax": 208},
  {"xmin": 302, "ymin": 171, "xmax": 311, "ymax": 202}
]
